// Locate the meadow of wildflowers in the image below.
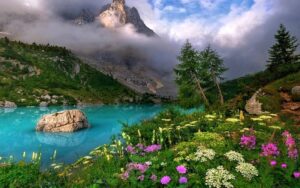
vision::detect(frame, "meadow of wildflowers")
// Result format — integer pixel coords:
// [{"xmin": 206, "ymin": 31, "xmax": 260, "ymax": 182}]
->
[{"xmin": 0, "ymin": 109, "xmax": 299, "ymax": 187}]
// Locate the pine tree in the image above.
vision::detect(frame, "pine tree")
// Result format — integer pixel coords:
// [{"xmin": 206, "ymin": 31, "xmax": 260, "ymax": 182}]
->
[
  {"xmin": 174, "ymin": 41, "xmax": 210, "ymax": 106},
  {"xmin": 267, "ymin": 24, "xmax": 299, "ymax": 71},
  {"xmin": 199, "ymin": 46, "xmax": 227, "ymax": 105}
]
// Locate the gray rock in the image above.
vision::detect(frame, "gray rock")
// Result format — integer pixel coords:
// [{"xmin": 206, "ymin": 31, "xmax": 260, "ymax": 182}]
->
[
  {"xmin": 39, "ymin": 102, "xmax": 48, "ymax": 107},
  {"xmin": 292, "ymin": 86, "xmax": 300, "ymax": 101},
  {"xmin": 3, "ymin": 101, "xmax": 17, "ymax": 108},
  {"xmin": 36, "ymin": 110, "xmax": 90, "ymax": 132},
  {"xmin": 245, "ymin": 89, "xmax": 268, "ymax": 115},
  {"xmin": 41, "ymin": 94, "xmax": 51, "ymax": 100}
]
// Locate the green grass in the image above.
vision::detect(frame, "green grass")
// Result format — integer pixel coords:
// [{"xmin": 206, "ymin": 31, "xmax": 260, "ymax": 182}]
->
[{"xmin": 0, "ymin": 38, "xmax": 136, "ymax": 106}]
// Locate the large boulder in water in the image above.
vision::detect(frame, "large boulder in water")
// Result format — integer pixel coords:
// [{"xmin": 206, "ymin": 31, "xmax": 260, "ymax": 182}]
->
[
  {"xmin": 292, "ymin": 86, "xmax": 300, "ymax": 101},
  {"xmin": 36, "ymin": 110, "xmax": 90, "ymax": 132}
]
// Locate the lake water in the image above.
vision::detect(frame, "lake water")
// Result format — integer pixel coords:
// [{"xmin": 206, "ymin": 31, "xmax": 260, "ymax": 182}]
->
[{"xmin": 0, "ymin": 105, "xmax": 163, "ymax": 167}]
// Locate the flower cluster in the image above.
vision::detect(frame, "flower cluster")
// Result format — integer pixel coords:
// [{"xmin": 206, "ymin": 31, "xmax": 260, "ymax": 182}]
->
[
  {"xmin": 144, "ymin": 144, "xmax": 162, "ymax": 153},
  {"xmin": 125, "ymin": 144, "xmax": 161, "ymax": 155},
  {"xmin": 160, "ymin": 165, "xmax": 188, "ymax": 185},
  {"xmin": 236, "ymin": 162, "xmax": 259, "ymax": 180},
  {"xmin": 121, "ymin": 162, "xmax": 150, "ymax": 180},
  {"xmin": 240, "ymin": 135, "xmax": 256, "ymax": 149},
  {"xmin": 282, "ymin": 131, "xmax": 298, "ymax": 159},
  {"xmin": 205, "ymin": 166, "xmax": 235, "ymax": 188},
  {"xmin": 224, "ymin": 151, "xmax": 245, "ymax": 163},
  {"xmin": 260, "ymin": 143, "xmax": 280, "ymax": 157},
  {"xmin": 194, "ymin": 147, "xmax": 216, "ymax": 162}
]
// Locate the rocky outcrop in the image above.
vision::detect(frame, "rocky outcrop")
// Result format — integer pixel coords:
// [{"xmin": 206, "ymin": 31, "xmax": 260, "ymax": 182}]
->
[
  {"xmin": 245, "ymin": 89, "xmax": 267, "ymax": 115},
  {"xmin": 281, "ymin": 88, "xmax": 300, "ymax": 125},
  {"xmin": 73, "ymin": 9, "xmax": 95, "ymax": 25},
  {"xmin": 36, "ymin": 110, "xmax": 90, "ymax": 132},
  {"xmin": 0, "ymin": 101, "xmax": 17, "ymax": 108},
  {"xmin": 98, "ymin": 0, "xmax": 156, "ymax": 36},
  {"xmin": 292, "ymin": 86, "xmax": 300, "ymax": 101}
]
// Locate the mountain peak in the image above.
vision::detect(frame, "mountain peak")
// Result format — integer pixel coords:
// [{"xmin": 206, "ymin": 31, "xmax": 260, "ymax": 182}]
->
[{"xmin": 98, "ymin": 0, "xmax": 157, "ymax": 37}]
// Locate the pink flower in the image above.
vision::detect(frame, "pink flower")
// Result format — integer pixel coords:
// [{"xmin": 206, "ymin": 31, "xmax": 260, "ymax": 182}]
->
[
  {"xmin": 126, "ymin": 145, "xmax": 136, "ymax": 154},
  {"xmin": 176, "ymin": 165, "xmax": 187, "ymax": 174},
  {"xmin": 270, "ymin": 160, "xmax": 277, "ymax": 166},
  {"xmin": 179, "ymin": 177, "xmax": 188, "ymax": 184},
  {"xmin": 137, "ymin": 175, "xmax": 145, "ymax": 181},
  {"xmin": 281, "ymin": 163, "xmax": 287, "ymax": 168},
  {"xmin": 121, "ymin": 171, "xmax": 129, "ymax": 180},
  {"xmin": 260, "ymin": 143, "xmax": 280, "ymax": 157},
  {"xmin": 144, "ymin": 144, "xmax": 161, "ymax": 153},
  {"xmin": 240, "ymin": 135, "xmax": 256, "ymax": 149},
  {"xmin": 150, "ymin": 174, "xmax": 157, "ymax": 182},
  {"xmin": 293, "ymin": 172, "xmax": 300, "ymax": 179},
  {"xmin": 160, "ymin": 176, "xmax": 171, "ymax": 185},
  {"xmin": 282, "ymin": 130, "xmax": 298, "ymax": 159},
  {"xmin": 288, "ymin": 148, "xmax": 298, "ymax": 159}
]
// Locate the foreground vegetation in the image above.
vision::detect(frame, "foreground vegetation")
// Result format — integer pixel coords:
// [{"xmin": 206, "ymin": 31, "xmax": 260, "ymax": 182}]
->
[
  {"xmin": 1, "ymin": 108, "xmax": 299, "ymax": 187},
  {"xmin": 0, "ymin": 38, "xmax": 137, "ymax": 106}
]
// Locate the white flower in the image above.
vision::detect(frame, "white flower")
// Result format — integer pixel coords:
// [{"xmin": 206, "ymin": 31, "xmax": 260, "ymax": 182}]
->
[
  {"xmin": 195, "ymin": 147, "xmax": 215, "ymax": 162},
  {"xmin": 205, "ymin": 166, "xmax": 235, "ymax": 188},
  {"xmin": 236, "ymin": 162, "xmax": 258, "ymax": 180},
  {"xmin": 145, "ymin": 161, "xmax": 152, "ymax": 166},
  {"xmin": 224, "ymin": 151, "xmax": 244, "ymax": 163}
]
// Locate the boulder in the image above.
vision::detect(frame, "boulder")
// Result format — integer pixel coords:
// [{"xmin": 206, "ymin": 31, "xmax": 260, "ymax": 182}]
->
[
  {"xmin": 292, "ymin": 86, "xmax": 300, "ymax": 101},
  {"xmin": 245, "ymin": 89, "xmax": 268, "ymax": 115},
  {"xmin": 39, "ymin": 102, "xmax": 48, "ymax": 107},
  {"xmin": 0, "ymin": 101, "xmax": 17, "ymax": 108},
  {"xmin": 36, "ymin": 110, "xmax": 90, "ymax": 132}
]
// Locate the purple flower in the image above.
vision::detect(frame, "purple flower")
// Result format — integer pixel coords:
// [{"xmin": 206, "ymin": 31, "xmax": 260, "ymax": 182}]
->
[
  {"xmin": 150, "ymin": 174, "xmax": 157, "ymax": 182},
  {"xmin": 281, "ymin": 163, "xmax": 287, "ymax": 168},
  {"xmin": 294, "ymin": 172, "xmax": 300, "ymax": 179},
  {"xmin": 126, "ymin": 145, "xmax": 136, "ymax": 154},
  {"xmin": 137, "ymin": 175, "xmax": 145, "ymax": 181},
  {"xmin": 260, "ymin": 143, "xmax": 280, "ymax": 157},
  {"xmin": 144, "ymin": 144, "xmax": 162, "ymax": 153},
  {"xmin": 270, "ymin": 160, "xmax": 277, "ymax": 166},
  {"xmin": 160, "ymin": 176, "xmax": 171, "ymax": 185},
  {"xmin": 176, "ymin": 165, "xmax": 187, "ymax": 174},
  {"xmin": 179, "ymin": 177, "xmax": 188, "ymax": 184},
  {"xmin": 240, "ymin": 135, "xmax": 256, "ymax": 149}
]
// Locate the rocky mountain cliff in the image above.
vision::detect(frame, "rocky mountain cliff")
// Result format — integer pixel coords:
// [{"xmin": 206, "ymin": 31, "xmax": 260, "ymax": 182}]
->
[
  {"xmin": 98, "ymin": 0, "xmax": 156, "ymax": 36},
  {"xmin": 72, "ymin": 0, "xmax": 175, "ymax": 97}
]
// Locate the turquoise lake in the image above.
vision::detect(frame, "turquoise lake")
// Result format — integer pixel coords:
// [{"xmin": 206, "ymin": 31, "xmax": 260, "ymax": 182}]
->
[{"xmin": 0, "ymin": 105, "xmax": 163, "ymax": 167}]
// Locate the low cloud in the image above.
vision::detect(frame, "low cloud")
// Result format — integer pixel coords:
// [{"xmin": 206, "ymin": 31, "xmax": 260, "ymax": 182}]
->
[{"xmin": 0, "ymin": 0, "xmax": 299, "ymax": 81}]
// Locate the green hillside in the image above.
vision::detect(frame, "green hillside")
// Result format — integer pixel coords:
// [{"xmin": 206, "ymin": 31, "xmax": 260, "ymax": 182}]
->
[
  {"xmin": 258, "ymin": 71, "xmax": 300, "ymax": 113},
  {"xmin": 0, "ymin": 38, "xmax": 136, "ymax": 106}
]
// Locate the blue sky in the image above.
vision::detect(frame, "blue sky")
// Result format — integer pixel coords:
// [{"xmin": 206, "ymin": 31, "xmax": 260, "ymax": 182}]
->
[{"xmin": 148, "ymin": 0, "xmax": 255, "ymax": 21}]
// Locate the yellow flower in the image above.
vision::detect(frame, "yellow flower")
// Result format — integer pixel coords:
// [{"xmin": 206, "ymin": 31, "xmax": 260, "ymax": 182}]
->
[{"xmin": 225, "ymin": 118, "xmax": 240, "ymax": 123}]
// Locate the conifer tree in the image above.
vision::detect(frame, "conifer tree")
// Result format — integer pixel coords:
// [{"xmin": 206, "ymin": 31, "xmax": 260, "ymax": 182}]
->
[
  {"xmin": 267, "ymin": 24, "xmax": 299, "ymax": 71},
  {"xmin": 175, "ymin": 41, "xmax": 210, "ymax": 106}
]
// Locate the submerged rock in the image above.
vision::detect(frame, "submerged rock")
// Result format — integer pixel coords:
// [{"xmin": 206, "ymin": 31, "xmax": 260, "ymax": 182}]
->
[{"xmin": 36, "ymin": 110, "xmax": 90, "ymax": 132}]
